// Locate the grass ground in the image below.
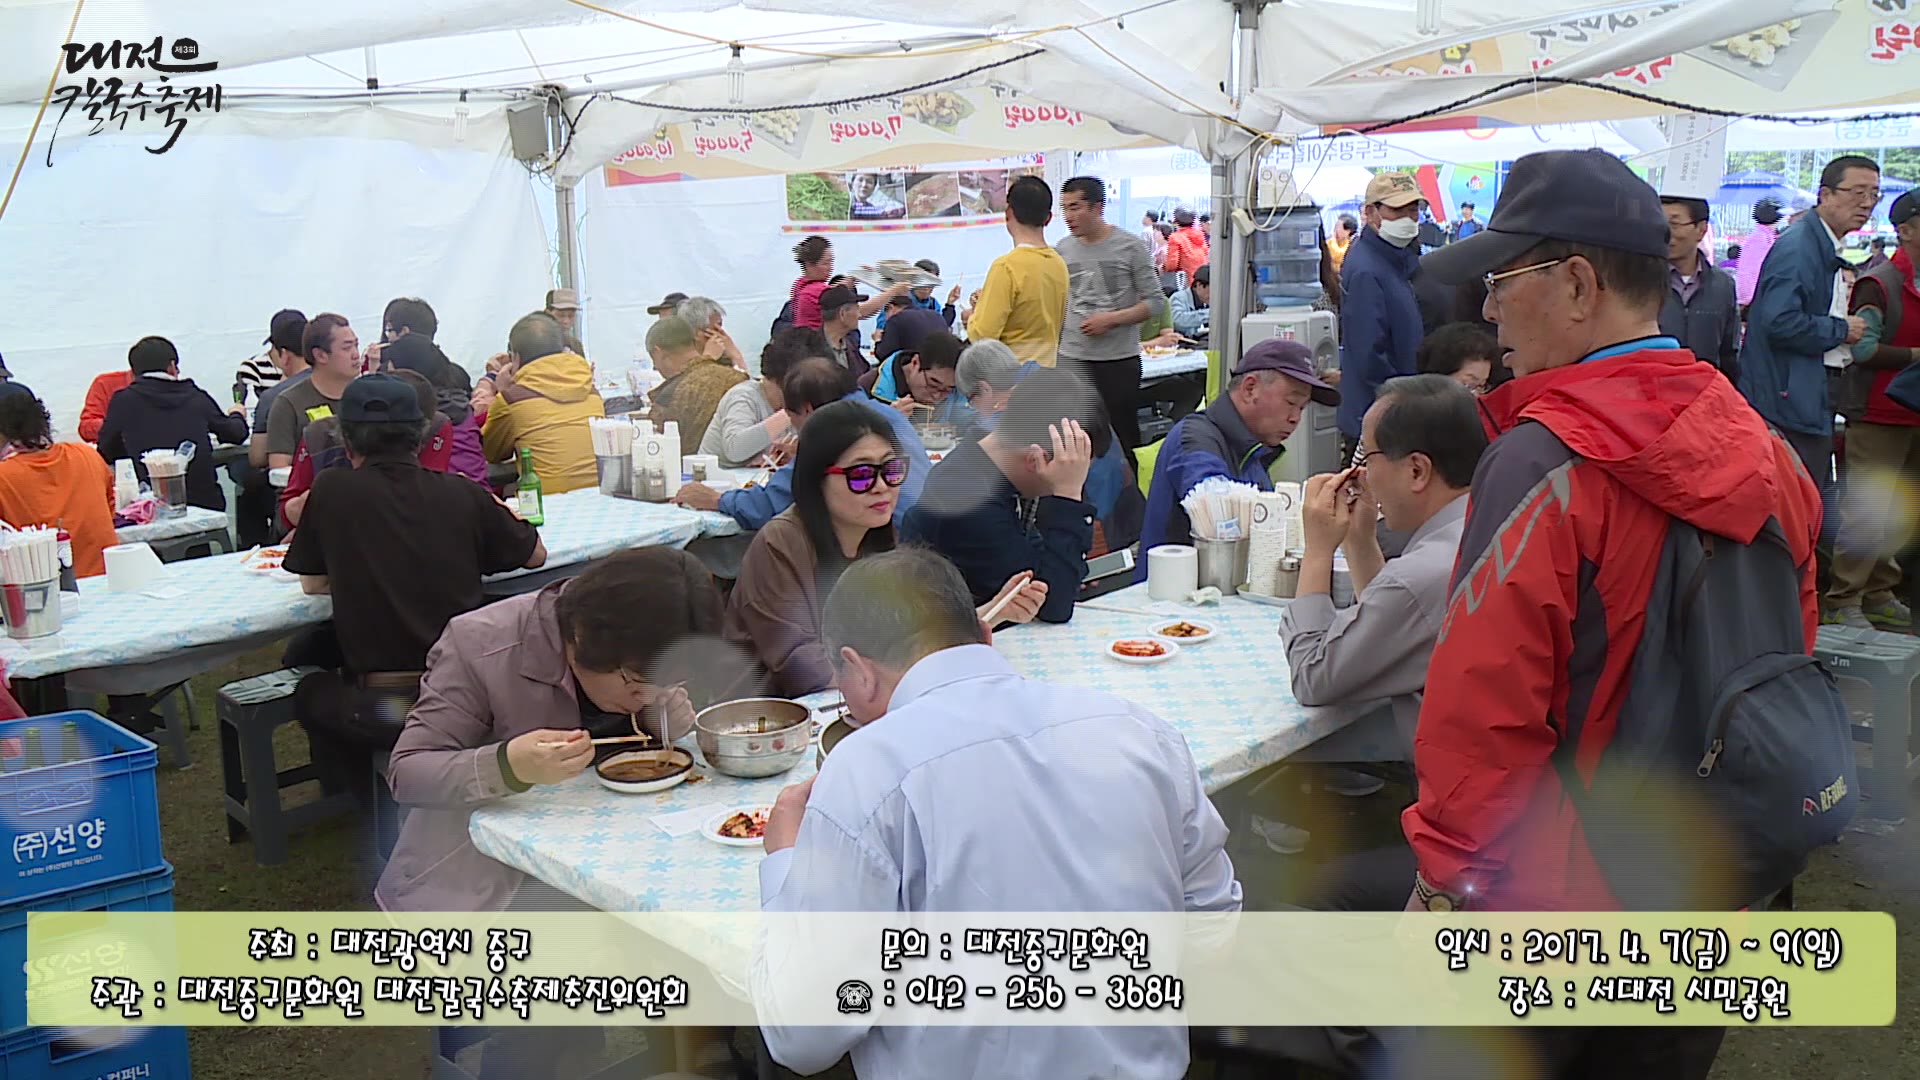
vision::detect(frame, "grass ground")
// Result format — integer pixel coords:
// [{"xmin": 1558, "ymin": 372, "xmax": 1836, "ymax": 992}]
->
[{"xmin": 143, "ymin": 648, "xmax": 1913, "ymax": 1080}]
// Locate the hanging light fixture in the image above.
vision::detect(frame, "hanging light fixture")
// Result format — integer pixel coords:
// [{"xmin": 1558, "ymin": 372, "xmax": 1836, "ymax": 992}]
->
[
  {"xmin": 1416, "ymin": 0, "xmax": 1443, "ymax": 36},
  {"xmin": 726, "ymin": 44, "xmax": 746, "ymax": 106},
  {"xmin": 454, "ymin": 89, "xmax": 469, "ymax": 143}
]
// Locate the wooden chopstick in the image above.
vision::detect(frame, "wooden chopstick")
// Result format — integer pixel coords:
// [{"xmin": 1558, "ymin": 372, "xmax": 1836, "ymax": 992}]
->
[
  {"xmin": 537, "ymin": 733, "xmax": 656, "ymax": 749},
  {"xmin": 979, "ymin": 571, "xmax": 1032, "ymax": 626}
]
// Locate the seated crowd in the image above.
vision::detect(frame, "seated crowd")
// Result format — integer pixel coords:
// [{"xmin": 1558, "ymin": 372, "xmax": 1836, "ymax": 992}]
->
[{"xmin": 2, "ymin": 152, "xmax": 1872, "ymax": 1080}]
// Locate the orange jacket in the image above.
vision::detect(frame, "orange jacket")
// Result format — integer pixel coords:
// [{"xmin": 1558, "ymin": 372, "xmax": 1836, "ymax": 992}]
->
[
  {"xmin": 79, "ymin": 370, "xmax": 134, "ymax": 442},
  {"xmin": 1162, "ymin": 225, "xmax": 1210, "ymax": 280}
]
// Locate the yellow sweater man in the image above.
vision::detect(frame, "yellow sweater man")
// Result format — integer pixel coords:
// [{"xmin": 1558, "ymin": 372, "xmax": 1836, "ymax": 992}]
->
[
  {"xmin": 965, "ymin": 175, "xmax": 1069, "ymax": 366},
  {"xmin": 480, "ymin": 315, "xmax": 604, "ymax": 494}
]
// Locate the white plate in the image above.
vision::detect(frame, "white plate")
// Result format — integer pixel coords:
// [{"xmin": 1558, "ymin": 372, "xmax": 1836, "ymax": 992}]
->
[
  {"xmin": 702, "ymin": 805, "xmax": 773, "ymax": 847},
  {"xmin": 594, "ymin": 749, "xmax": 693, "ymax": 795},
  {"xmin": 1150, "ymin": 619, "xmax": 1216, "ymax": 644},
  {"xmin": 1106, "ymin": 636, "xmax": 1181, "ymax": 666}
]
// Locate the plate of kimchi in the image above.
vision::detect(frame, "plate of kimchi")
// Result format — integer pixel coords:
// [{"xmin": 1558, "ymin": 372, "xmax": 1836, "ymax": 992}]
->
[
  {"xmin": 1107, "ymin": 636, "xmax": 1181, "ymax": 666},
  {"xmin": 1153, "ymin": 620, "xmax": 1215, "ymax": 644},
  {"xmin": 703, "ymin": 805, "xmax": 773, "ymax": 847}
]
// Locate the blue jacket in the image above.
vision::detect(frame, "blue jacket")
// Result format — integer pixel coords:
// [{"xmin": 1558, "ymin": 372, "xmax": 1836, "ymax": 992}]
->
[
  {"xmin": 901, "ymin": 438, "xmax": 1093, "ymax": 624},
  {"xmin": 963, "ymin": 372, "xmax": 1127, "ymax": 523},
  {"xmin": 874, "ymin": 294, "xmax": 956, "ymax": 331},
  {"xmin": 1136, "ymin": 395, "xmax": 1281, "ymax": 579},
  {"xmin": 868, "ymin": 358, "xmax": 973, "ymax": 427},
  {"xmin": 1738, "ymin": 214, "xmax": 1851, "ymax": 436},
  {"xmin": 717, "ymin": 389, "xmax": 930, "ymax": 530},
  {"xmin": 1169, "ymin": 287, "xmax": 1209, "ymax": 335},
  {"xmin": 1336, "ymin": 228, "xmax": 1424, "ymax": 438}
]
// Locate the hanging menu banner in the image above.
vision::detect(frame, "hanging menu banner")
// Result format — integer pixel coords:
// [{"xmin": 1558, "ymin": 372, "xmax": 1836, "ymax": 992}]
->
[
  {"xmin": 602, "ymin": 83, "xmax": 1155, "ymax": 186},
  {"xmin": 1327, "ymin": 6, "xmax": 1913, "ymax": 128}
]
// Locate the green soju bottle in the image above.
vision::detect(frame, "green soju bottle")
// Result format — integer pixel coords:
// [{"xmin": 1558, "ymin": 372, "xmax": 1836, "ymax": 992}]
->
[{"xmin": 516, "ymin": 448, "xmax": 545, "ymax": 526}]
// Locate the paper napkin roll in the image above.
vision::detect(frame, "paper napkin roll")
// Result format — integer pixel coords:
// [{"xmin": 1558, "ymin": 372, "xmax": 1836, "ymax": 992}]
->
[
  {"xmin": 1146, "ymin": 544, "xmax": 1199, "ymax": 602},
  {"xmin": 103, "ymin": 543, "xmax": 164, "ymax": 595}
]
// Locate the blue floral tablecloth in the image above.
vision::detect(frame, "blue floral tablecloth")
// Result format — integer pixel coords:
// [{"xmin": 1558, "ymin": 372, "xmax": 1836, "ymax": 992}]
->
[
  {"xmin": 1141, "ymin": 350, "xmax": 1208, "ymax": 381},
  {"xmin": 467, "ymin": 585, "xmax": 1353, "ymax": 954},
  {"xmin": 0, "ymin": 490, "xmax": 737, "ymax": 681}
]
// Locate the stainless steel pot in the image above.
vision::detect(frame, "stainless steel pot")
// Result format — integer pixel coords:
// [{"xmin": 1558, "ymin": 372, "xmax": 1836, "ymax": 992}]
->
[{"xmin": 693, "ymin": 697, "xmax": 811, "ymax": 778}]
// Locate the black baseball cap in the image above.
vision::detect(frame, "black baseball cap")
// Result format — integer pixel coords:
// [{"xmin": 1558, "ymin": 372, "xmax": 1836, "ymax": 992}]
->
[
  {"xmin": 645, "ymin": 291, "xmax": 688, "ymax": 315},
  {"xmin": 1232, "ymin": 338, "xmax": 1339, "ymax": 406},
  {"xmin": 1890, "ymin": 190, "xmax": 1919, "ymax": 228},
  {"xmin": 264, "ymin": 308, "xmax": 306, "ymax": 350},
  {"xmin": 819, "ymin": 283, "xmax": 867, "ymax": 313},
  {"xmin": 1421, "ymin": 149, "xmax": 1667, "ymax": 286},
  {"xmin": 340, "ymin": 373, "xmax": 424, "ymax": 424}
]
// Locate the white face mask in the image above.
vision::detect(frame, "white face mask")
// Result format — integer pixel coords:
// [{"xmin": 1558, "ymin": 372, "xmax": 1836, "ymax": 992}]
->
[{"xmin": 1378, "ymin": 217, "xmax": 1421, "ymax": 247}]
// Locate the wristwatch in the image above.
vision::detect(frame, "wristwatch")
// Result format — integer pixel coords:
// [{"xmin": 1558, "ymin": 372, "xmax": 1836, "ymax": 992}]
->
[{"xmin": 1414, "ymin": 871, "xmax": 1464, "ymax": 912}]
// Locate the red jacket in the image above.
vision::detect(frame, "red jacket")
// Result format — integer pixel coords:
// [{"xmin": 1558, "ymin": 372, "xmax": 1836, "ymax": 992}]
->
[
  {"xmin": 1407, "ymin": 348, "xmax": 1821, "ymax": 911},
  {"xmin": 79, "ymin": 370, "xmax": 134, "ymax": 442},
  {"xmin": 1855, "ymin": 247, "xmax": 1920, "ymax": 426}
]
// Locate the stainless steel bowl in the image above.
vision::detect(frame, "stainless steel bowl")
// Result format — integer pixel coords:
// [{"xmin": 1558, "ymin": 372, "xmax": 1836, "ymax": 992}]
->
[
  {"xmin": 694, "ymin": 698, "xmax": 812, "ymax": 778},
  {"xmin": 816, "ymin": 715, "xmax": 858, "ymax": 769}
]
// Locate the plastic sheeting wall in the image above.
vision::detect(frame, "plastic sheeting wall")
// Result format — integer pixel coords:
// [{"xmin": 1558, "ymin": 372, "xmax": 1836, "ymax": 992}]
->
[
  {"xmin": 0, "ymin": 106, "xmax": 552, "ymax": 435},
  {"xmin": 578, "ymin": 169, "xmax": 1061, "ymax": 374}
]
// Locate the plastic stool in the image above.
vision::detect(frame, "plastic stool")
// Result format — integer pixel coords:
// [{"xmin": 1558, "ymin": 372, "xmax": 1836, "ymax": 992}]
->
[
  {"xmin": 217, "ymin": 667, "xmax": 358, "ymax": 865},
  {"xmin": 149, "ymin": 527, "xmax": 233, "ymax": 563},
  {"xmin": 1813, "ymin": 624, "xmax": 1920, "ymax": 823},
  {"xmin": 91, "ymin": 683, "xmax": 195, "ymax": 770}
]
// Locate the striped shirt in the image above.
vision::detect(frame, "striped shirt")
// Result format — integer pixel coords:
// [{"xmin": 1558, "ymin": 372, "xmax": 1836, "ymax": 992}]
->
[{"xmin": 236, "ymin": 352, "xmax": 283, "ymax": 408}]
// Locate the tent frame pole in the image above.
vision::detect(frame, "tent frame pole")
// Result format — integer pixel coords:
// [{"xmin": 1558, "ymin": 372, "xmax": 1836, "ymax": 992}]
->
[
  {"xmin": 548, "ymin": 92, "xmax": 581, "ymax": 331},
  {"xmin": 555, "ymin": 179, "xmax": 579, "ymax": 295},
  {"xmin": 1212, "ymin": 0, "xmax": 1264, "ymax": 396}
]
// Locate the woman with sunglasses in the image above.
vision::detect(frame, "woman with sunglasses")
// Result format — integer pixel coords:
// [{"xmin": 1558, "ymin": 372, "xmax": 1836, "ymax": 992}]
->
[{"xmin": 724, "ymin": 400, "xmax": 1045, "ymax": 697}]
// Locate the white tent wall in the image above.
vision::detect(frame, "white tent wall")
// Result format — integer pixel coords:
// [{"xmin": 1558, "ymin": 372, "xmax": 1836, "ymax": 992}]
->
[
  {"xmin": 577, "ymin": 169, "xmax": 1034, "ymax": 373},
  {"xmin": 0, "ymin": 103, "xmax": 551, "ymax": 435}
]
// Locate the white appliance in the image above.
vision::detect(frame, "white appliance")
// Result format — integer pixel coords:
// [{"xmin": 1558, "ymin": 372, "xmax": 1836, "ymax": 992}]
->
[{"xmin": 1240, "ymin": 309, "xmax": 1342, "ymax": 486}]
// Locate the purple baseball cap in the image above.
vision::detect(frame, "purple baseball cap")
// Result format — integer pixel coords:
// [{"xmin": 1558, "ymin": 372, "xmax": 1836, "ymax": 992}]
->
[{"xmin": 1232, "ymin": 338, "xmax": 1339, "ymax": 406}]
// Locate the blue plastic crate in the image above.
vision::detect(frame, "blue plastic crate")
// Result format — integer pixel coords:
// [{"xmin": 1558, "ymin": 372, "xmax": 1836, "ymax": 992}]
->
[
  {"xmin": 0, "ymin": 714, "xmax": 163, "ymax": 908},
  {"xmin": 2, "ymin": 867, "xmax": 173, "ymax": 1040},
  {"xmin": 0, "ymin": 1024, "xmax": 189, "ymax": 1080}
]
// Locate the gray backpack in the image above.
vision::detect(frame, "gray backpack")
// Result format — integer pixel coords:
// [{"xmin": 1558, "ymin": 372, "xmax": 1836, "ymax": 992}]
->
[{"xmin": 1550, "ymin": 515, "xmax": 1857, "ymax": 910}]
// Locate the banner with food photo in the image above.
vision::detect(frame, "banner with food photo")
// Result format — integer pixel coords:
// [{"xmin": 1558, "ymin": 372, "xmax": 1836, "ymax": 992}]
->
[
  {"xmin": 603, "ymin": 82, "xmax": 1150, "ymax": 187},
  {"xmin": 1324, "ymin": 5, "xmax": 1912, "ymax": 127},
  {"xmin": 782, "ymin": 158, "xmax": 1044, "ymax": 232}
]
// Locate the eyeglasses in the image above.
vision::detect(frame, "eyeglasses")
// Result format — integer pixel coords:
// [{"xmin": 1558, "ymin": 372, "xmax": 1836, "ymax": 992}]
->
[
  {"xmin": 1483, "ymin": 258, "xmax": 1565, "ymax": 295},
  {"xmin": 1829, "ymin": 185, "xmax": 1882, "ymax": 203},
  {"xmin": 1354, "ymin": 448, "xmax": 1388, "ymax": 468},
  {"xmin": 616, "ymin": 671, "xmax": 684, "ymax": 699},
  {"xmin": 825, "ymin": 455, "xmax": 908, "ymax": 494}
]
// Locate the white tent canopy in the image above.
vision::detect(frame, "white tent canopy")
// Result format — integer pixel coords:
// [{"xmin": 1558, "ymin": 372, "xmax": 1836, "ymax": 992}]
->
[
  {"xmin": 3, "ymin": 0, "xmax": 1915, "ymax": 433},
  {"xmin": 4, "ymin": 2, "xmax": 1904, "ymax": 172}
]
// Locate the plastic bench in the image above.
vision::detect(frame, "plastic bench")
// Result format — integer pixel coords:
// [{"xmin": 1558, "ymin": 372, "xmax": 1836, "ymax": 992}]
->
[
  {"xmin": 216, "ymin": 667, "xmax": 358, "ymax": 865},
  {"xmin": 1813, "ymin": 624, "xmax": 1920, "ymax": 823}
]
